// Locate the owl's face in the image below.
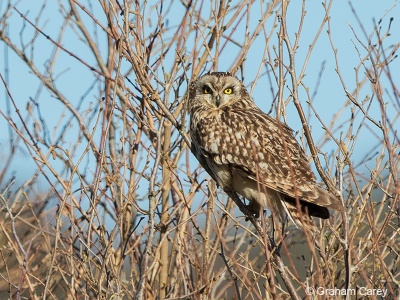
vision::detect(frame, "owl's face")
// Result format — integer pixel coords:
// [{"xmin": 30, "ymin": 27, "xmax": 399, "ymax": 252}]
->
[{"xmin": 189, "ymin": 72, "xmax": 247, "ymax": 110}]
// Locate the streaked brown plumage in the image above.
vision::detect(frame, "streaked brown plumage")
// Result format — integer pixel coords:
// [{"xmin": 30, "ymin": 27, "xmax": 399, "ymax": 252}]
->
[{"xmin": 188, "ymin": 72, "xmax": 341, "ymax": 228}]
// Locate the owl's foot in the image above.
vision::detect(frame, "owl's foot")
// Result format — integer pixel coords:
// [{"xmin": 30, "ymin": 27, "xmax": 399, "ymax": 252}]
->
[{"xmin": 245, "ymin": 201, "xmax": 264, "ymax": 219}]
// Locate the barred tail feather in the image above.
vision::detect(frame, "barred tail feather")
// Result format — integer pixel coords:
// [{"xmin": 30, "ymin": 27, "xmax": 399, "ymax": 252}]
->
[{"xmin": 281, "ymin": 200, "xmax": 317, "ymax": 231}]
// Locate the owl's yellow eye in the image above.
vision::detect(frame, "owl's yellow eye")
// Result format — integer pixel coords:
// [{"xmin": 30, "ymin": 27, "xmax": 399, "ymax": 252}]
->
[
  {"xmin": 203, "ymin": 86, "xmax": 212, "ymax": 94},
  {"xmin": 224, "ymin": 88, "xmax": 233, "ymax": 95}
]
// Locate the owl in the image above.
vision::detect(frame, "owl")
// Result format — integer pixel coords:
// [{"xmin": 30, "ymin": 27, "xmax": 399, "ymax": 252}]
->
[{"xmin": 188, "ymin": 72, "xmax": 341, "ymax": 228}]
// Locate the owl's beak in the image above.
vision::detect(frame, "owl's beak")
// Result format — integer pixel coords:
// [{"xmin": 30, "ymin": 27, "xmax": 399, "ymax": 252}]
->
[{"xmin": 215, "ymin": 95, "xmax": 221, "ymax": 107}]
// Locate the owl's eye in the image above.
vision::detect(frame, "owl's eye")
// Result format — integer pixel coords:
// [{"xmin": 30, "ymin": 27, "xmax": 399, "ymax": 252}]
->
[
  {"xmin": 203, "ymin": 86, "xmax": 212, "ymax": 94},
  {"xmin": 224, "ymin": 88, "xmax": 233, "ymax": 95}
]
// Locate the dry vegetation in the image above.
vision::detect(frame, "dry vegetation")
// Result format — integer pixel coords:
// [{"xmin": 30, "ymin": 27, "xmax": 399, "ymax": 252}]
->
[{"xmin": 0, "ymin": 0, "xmax": 399, "ymax": 299}]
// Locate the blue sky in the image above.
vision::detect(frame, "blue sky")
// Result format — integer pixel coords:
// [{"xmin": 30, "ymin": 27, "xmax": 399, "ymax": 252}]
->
[{"xmin": 0, "ymin": 0, "xmax": 399, "ymax": 195}]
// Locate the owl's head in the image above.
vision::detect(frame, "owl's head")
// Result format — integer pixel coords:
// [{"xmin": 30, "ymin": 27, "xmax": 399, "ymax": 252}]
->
[{"xmin": 188, "ymin": 72, "xmax": 251, "ymax": 111}]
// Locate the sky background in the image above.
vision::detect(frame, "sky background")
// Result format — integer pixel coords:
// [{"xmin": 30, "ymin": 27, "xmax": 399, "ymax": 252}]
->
[{"xmin": 0, "ymin": 0, "xmax": 399, "ymax": 197}]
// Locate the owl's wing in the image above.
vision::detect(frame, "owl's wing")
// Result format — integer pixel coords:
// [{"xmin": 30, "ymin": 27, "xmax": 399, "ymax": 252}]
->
[{"xmin": 195, "ymin": 107, "xmax": 336, "ymax": 209}]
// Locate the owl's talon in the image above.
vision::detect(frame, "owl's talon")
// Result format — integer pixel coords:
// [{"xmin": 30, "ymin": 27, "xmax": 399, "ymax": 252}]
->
[{"xmin": 244, "ymin": 207, "xmax": 266, "ymax": 221}]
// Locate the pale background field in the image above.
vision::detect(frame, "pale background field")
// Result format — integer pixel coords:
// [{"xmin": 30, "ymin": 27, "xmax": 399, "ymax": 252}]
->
[{"xmin": 0, "ymin": 0, "xmax": 399, "ymax": 299}]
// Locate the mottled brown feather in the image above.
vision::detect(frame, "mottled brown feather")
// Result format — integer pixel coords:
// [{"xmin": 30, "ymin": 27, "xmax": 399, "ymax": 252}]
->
[{"xmin": 189, "ymin": 72, "xmax": 341, "ymax": 227}]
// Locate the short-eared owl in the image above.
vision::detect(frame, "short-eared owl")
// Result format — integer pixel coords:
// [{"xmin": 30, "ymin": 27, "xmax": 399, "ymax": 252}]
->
[{"xmin": 188, "ymin": 72, "xmax": 341, "ymax": 228}]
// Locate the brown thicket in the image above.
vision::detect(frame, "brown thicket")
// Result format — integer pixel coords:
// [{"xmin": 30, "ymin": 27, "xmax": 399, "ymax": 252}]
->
[{"xmin": 0, "ymin": 0, "xmax": 398, "ymax": 299}]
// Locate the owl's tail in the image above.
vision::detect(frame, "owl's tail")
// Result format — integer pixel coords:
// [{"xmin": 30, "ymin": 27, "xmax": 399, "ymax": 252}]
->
[
  {"xmin": 280, "ymin": 188, "xmax": 342, "ymax": 231},
  {"xmin": 280, "ymin": 200, "xmax": 318, "ymax": 231}
]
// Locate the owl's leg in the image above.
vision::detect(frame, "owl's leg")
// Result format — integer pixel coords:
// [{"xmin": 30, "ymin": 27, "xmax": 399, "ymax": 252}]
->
[{"xmin": 225, "ymin": 191, "xmax": 261, "ymax": 223}]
